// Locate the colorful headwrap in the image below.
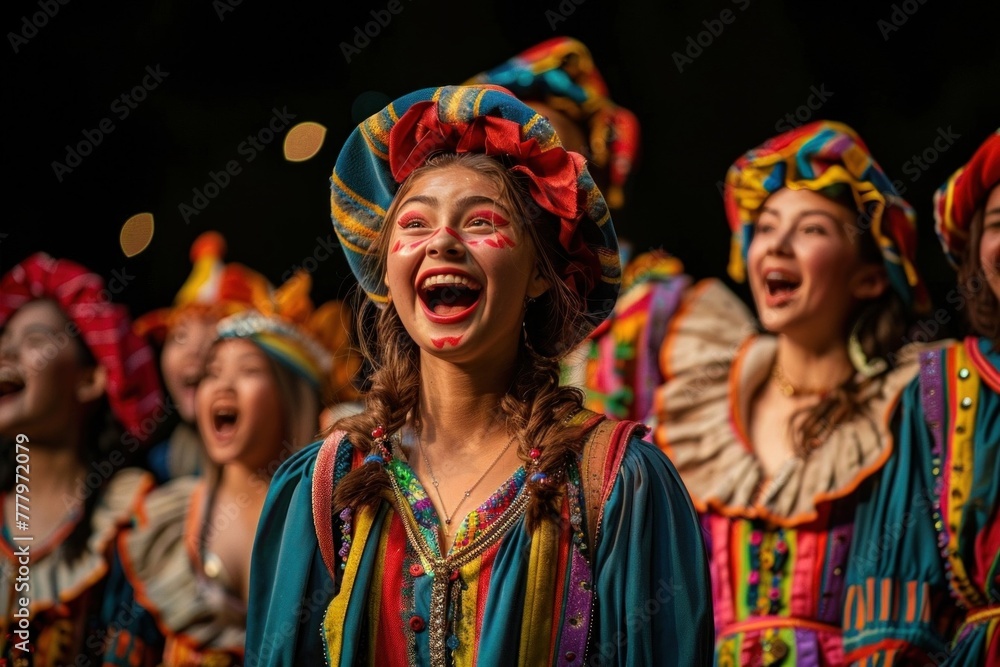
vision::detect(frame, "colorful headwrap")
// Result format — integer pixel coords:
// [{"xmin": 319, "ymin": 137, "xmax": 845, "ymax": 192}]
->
[
  {"xmin": 466, "ymin": 37, "xmax": 640, "ymax": 210},
  {"xmin": 933, "ymin": 129, "xmax": 1000, "ymax": 268},
  {"xmin": 330, "ymin": 84, "xmax": 621, "ymax": 333},
  {"xmin": 0, "ymin": 253, "xmax": 164, "ymax": 441},
  {"xmin": 134, "ymin": 231, "xmax": 271, "ymax": 341},
  {"xmin": 216, "ymin": 271, "xmax": 360, "ymax": 402},
  {"xmin": 724, "ymin": 120, "xmax": 930, "ymax": 313}
]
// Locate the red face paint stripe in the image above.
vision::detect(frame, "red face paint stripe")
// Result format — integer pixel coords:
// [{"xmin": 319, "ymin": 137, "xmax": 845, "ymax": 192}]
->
[{"xmin": 431, "ymin": 336, "xmax": 462, "ymax": 349}]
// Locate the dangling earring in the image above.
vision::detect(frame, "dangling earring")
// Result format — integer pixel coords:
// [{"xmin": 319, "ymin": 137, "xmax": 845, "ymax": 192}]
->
[
  {"xmin": 848, "ymin": 308, "xmax": 888, "ymax": 378},
  {"xmin": 522, "ymin": 319, "xmax": 535, "ymax": 353}
]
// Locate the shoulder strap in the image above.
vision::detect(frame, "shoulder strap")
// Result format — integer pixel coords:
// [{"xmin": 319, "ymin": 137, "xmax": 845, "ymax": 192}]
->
[
  {"xmin": 313, "ymin": 429, "xmax": 348, "ymax": 579},
  {"xmin": 577, "ymin": 414, "xmax": 647, "ymax": 556}
]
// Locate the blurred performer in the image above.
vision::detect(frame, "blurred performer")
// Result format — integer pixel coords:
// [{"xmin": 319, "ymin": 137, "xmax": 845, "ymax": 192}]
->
[
  {"xmin": 133, "ymin": 231, "xmax": 271, "ymax": 482},
  {"xmin": 0, "ymin": 253, "xmax": 162, "ymax": 666},
  {"xmin": 655, "ymin": 121, "xmax": 959, "ymax": 664},
  {"xmin": 103, "ymin": 271, "xmax": 361, "ymax": 666},
  {"xmin": 468, "ymin": 37, "xmax": 691, "ymax": 425}
]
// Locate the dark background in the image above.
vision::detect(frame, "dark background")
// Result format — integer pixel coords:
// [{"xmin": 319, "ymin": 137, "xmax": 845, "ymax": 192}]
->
[{"xmin": 3, "ymin": 0, "xmax": 999, "ymax": 337}]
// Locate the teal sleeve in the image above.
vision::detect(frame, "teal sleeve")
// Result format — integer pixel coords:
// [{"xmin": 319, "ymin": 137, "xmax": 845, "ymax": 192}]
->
[
  {"xmin": 843, "ymin": 377, "xmax": 957, "ymax": 665},
  {"xmin": 245, "ymin": 441, "xmax": 335, "ymax": 667},
  {"xmin": 592, "ymin": 436, "xmax": 714, "ymax": 666}
]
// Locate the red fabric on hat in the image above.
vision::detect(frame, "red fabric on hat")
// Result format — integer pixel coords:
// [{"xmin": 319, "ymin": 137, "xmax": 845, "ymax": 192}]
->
[
  {"xmin": 0, "ymin": 253, "xmax": 163, "ymax": 442},
  {"xmin": 935, "ymin": 131, "xmax": 1000, "ymax": 266},
  {"xmin": 388, "ymin": 100, "xmax": 600, "ymax": 298},
  {"xmin": 949, "ymin": 134, "xmax": 1000, "ymax": 229}
]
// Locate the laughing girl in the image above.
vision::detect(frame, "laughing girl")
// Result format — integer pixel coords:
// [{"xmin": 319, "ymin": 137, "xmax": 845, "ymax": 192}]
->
[
  {"xmin": 654, "ymin": 121, "xmax": 956, "ymax": 664},
  {"xmin": 0, "ymin": 253, "xmax": 162, "ymax": 666},
  {"xmin": 247, "ymin": 85, "xmax": 713, "ymax": 666},
  {"xmin": 103, "ymin": 272, "xmax": 359, "ymax": 666}
]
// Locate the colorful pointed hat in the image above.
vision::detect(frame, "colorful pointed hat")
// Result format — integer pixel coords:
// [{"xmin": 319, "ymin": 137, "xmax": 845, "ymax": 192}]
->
[
  {"xmin": 933, "ymin": 129, "xmax": 1000, "ymax": 268},
  {"xmin": 466, "ymin": 37, "xmax": 640, "ymax": 210},
  {"xmin": 134, "ymin": 231, "xmax": 271, "ymax": 341}
]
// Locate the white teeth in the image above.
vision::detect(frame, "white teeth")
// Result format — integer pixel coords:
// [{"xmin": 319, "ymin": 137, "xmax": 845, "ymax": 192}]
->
[
  {"xmin": 420, "ymin": 274, "xmax": 482, "ymax": 290},
  {"xmin": 0, "ymin": 367, "xmax": 22, "ymax": 384},
  {"xmin": 765, "ymin": 271, "xmax": 797, "ymax": 282}
]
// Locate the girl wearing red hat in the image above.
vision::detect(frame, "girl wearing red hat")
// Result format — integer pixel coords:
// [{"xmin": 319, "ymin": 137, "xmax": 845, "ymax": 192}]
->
[
  {"xmin": 0, "ymin": 253, "xmax": 162, "ymax": 666},
  {"xmin": 890, "ymin": 129, "xmax": 1000, "ymax": 665},
  {"xmin": 247, "ymin": 84, "xmax": 713, "ymax": 666}
]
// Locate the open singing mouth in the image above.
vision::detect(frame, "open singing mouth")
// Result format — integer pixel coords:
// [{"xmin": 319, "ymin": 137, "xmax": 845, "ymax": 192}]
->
[
  {"xmin": 764, "ymin": 270, "xmax": 801, "ymax": 299},
  {"xmin": 0, "ymin": 367, "xmax": 25, "ymax": 400},
  {"xmin": 418, "ymin": 273, "xmax": 483, "ymax": 318},
  {"xmin": 212, "ymin": 404, "xmax": 239, "ymax": 438}
]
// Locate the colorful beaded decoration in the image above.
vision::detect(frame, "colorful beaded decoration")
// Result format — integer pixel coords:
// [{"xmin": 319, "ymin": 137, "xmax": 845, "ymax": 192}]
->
[
  {"xmin": 747, "ymin": 526, "xmax": 788, "ymax": 615},
  {"xmin": 364, "ymin": 424, "xmax": 392, "ymax": 466},
  {"xmin": 337, "ymin": 507, "xmax": 353, "ymax": 570},
  {"xmin": 565, "ymin": 464, "xmax": 587, "ymax": 556},
  {"xmin": 528, "ymin": 446, "xmax": 548, "ymax": 486}
]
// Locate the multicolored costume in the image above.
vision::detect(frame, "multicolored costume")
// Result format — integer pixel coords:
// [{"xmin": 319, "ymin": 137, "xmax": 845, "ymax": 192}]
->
[
  {"xmin": 247, "ymin": 84, "xmax": 713, "ymax": 666},
  {"xmin": 468, "ymin": 38, "xmax": 690, "ymax": 424},
  {"xmin": 654, "ymin": 122, "xmax": 953, "ymax": 665},
  {"xmin": 0, "ymin": 253, "xmax": 162, "ymax": 666},
  {"xmin": 104, "ymin": 272, "xmax": 361, "ymax": 667},
  {"xmin": 134, "ymin": 231, "xmax": 272, "ymax": 482},
  {"xmin": 893, "ymin": 129, "xmax": 1000, "ymax": 665}
]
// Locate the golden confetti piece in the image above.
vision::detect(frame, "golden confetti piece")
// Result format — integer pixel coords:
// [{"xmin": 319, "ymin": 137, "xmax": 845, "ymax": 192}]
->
[
  {"xmin": 283, "ymin": 121, "xmax": 327, "ymax": 162},
  {"xmin": 120, "ymin": 213, "xmax": 154, "ymax": 257}
]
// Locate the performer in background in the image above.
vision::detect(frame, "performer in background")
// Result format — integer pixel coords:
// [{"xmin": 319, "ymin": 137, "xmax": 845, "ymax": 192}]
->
[
  {"xmin": 247, "ymin": 84, "xmax": 712, "ymax": 666},
  {"xmin": 654, "ymin": 121, "xmax": 956, "ymax": 664},
  {"xmin": 467, "ymin": 37, "xmax": 691, "ymax": 426},
  {"xmin": 892, "ymin": 128, "xmax": 1000, "ymax": 665},
  {"xmin": 133, "ymin": 230, "xmax": 271, "ymax": 483},
  {"xmin": 103, "ymin": 270, "xmax": 360, "ymax": 666},
  {"xmin": 0, "ymin": 253, "xmax": 161, "ymax": 666}
]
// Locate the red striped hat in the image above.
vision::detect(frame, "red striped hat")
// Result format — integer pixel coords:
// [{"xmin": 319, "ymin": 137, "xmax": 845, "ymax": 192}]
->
[
  {"xmin": 933, "ymin": 129, "xmax": 1000, "ymax": 268},
  {"xmin": 0, "ymin": 253, "xmax": 164, "ymax": 442}
]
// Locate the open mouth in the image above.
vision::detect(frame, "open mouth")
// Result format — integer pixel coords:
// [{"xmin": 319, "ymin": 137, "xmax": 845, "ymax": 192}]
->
[
  {"xmin": 764, "ymin": 270, "xmax": 801, "ymax": 301},
  {"xmin": 0, "ymin": 367, "xmax": 25, "ymax": 401},
  {"xmin": 212, "ymin": 405, "xmax": 239, "ymax": 438},
  {"xmin": 418, "ymin": 273, "xmax": 483, "ymax": 322}
]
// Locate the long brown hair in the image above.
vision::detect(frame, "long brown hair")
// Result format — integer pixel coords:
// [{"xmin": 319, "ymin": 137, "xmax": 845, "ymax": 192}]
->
[
  {"xmin": 791, "ymin": 187, "xmax": 916, "ymax": 455},
  {"xmin": 332, "ymin": 153, "xmax": 593, "ymax": 529}
]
